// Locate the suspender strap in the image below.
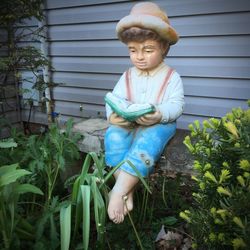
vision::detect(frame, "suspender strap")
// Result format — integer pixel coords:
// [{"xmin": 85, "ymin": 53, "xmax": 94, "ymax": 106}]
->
[
  {"xmin": 125, "ymin": 68, "xmax": 132, "ymax": 101},
  {"xmin": 126, "ymin": 67, "xmax": 174, "ymax": 104},
  {"xmin": 155, "ymin": 68, "xmax": 174, "ymax": 104}
]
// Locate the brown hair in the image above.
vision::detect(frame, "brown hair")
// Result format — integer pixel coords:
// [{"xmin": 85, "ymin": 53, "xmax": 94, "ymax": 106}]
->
[{"xmin": 120, "ymin": 27, "xmax": 170, "ymax": 57}]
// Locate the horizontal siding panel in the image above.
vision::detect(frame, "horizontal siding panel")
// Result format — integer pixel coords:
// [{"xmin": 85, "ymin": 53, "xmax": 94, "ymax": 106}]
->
[
  {"xmin": 52, "ymin": 72, "xmax": 119, "ymax": 89},
  {"xmin": 46, "ymin": 0, "xmax": 250, "ymax": 21},
  {"xmin": 22, "ymin": 110, "xmax": 48, "ymax": 124},
  {"xmin": 48, "ymin": 12, "xmax": 250, "ymax": 41},
  {"xmin": 173, "ymin": 58, "xmax": 250, "ymax": 78},
  {"xmin": 175, "ymin": 12, "xmax": 250, "ymax": 37},
  {"xmin": 177, "ymin": 114, "xmax": 209, "ymax": 130},
  {"xmin": 184, "ymin": 77, "xmax": 250, "ymax": 100},
  {"xmin": 47, "ymin": 3, "xmax": 130, "ymax": 25},
  {"xmin": 1, "ymin": 86, "xmax": 17, "ymax": 99},
  {"xmin": 46, "ymin": 0, "xmax": 127, "ymax": 9},
  {"xmin": 1, "ymin": 111, "xmax": 20, "ymax": 123},
  {"xmin": 51, "ymin": 57, "xmax": 250, "ymax": 78},
  {"xmin": 50, "ymin": 40, "xmax": 127, "ymax": 57},
  {"xmin": 172, "ymin": 35, "xmax": 250, "ymax": 57},
  {"xmin": 53, "ymin": 87, "xmax": 107, "ymax": 104},
  {"xmin": 184, "ymin": 97, "xmax": 249, "ymax": 117},
  {"xmin": 54, "ymin": 101, "xmax": 106, "ymax": 118},
  {"xmin": 49, "ymin": 35, "xmax": 250, "ymax": 57},
  {"xmin": 48, "ymin": 22, "xmax": 116, "ymax": 41},
  {"xmin": 158, "ymin": 0, "xmax": 250, "ymax": 16},
  {"xmin": 52, "ymin": 72, "xmax": 250, "ymax": 100},
  {"xmin": 51, "ymin": 57, "xmax": 130, "ymax": 74},
  {"xmin": 0, "ymin": 99, "xmax": 18, "ymax": 112}
]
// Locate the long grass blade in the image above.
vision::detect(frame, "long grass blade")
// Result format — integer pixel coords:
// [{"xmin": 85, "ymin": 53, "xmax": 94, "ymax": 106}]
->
[
  {"xmin": 80, "ymin": 154, "xmax": 92, "ymax": 178},
  {"xmin": 73, "ymin": 186, "xmax": 83, "ymax": 239},
  {"xmin": 80, "ymin": 185, "xmax": 91, "ymax": 250},
  {"xmin": 126, "ymin": 160, "xmax": 151, "ymax": 193},
  {"xmin": 60, "ymin": 204, "xmax": 71, "ymax": 250},
  {"xmin": 91, "ymin": 177, "xmax": 106, "ymax": 242}
]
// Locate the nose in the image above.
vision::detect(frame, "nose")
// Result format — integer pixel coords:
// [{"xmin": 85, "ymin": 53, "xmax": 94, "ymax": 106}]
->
[{"xmin": 137, "ymin": 51, "xmax": 144, "ymax": 60}]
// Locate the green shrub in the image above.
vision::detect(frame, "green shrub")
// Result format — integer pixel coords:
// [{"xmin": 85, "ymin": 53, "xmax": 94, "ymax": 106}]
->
[{"xmin": 181, "ymin": 102, "xmax": 250, "ymax": 250}]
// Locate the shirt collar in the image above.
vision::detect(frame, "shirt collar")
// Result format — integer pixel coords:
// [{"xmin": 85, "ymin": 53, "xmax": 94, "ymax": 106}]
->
[{"xmin": 135, "ymin": 62, "xmax": 165, "ymax": 77}]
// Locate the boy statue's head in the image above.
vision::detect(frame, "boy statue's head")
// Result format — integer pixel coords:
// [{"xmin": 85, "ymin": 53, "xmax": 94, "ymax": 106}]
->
[{"xmin": 116, "ymin": 2, "xmax": 179, "ymax": 71}]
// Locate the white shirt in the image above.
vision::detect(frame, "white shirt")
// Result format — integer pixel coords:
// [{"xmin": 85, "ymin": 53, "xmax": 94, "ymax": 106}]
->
[{"xmin": 106, "ymin": 62, "xmax": 185, "ymax": 123}]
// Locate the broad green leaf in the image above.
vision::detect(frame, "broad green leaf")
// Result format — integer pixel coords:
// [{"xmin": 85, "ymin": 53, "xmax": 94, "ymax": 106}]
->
[
  {"xmin": 16, "ymin": 184, "xmax": 44, "ymax": 195},
  {"xmin": 0, "ymin": 169, "xmax": 31, "ymax": 187},
  {"xmin": 60, "ymin": 204, "xmax": 72, "ymax": 250},
  {"xmin": 0, "ymin": 163, "xmax": 19, "ymax": 176},
  {"xmin": 0, "ymin": 139, "xmax": 17, "ymax": 148},
  {"xmin": 81, "ymin": 185, "xmax": 91, "ymax": 250}
]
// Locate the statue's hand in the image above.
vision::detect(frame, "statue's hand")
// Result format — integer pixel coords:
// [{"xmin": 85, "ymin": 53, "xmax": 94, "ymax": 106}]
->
[
  {"xmin": 136, "ymin": 110, "xmax": 162, "ymax": 126},
  {"xmin": 109, "ymin": 113, "xmax": 132, "ymax": 127}
]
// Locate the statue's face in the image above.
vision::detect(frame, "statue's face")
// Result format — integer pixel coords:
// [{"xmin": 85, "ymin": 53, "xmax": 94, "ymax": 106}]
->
[{"xmin": 127, "ymin": 39, "xmax": 166, "ymax": 71}]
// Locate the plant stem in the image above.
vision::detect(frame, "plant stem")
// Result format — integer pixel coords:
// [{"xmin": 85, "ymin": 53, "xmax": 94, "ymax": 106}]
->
[{"xmin": 124, "ymin": 199, "xmax": 144, "ymax": 250}]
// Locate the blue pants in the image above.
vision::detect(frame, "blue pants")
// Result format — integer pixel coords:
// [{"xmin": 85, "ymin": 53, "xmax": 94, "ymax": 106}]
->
[{"xmin": 104, "ymin": 123, "xmax": 176, "ymax": 177}]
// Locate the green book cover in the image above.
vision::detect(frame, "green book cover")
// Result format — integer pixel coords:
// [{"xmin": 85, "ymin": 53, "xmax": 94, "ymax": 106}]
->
[{"xmin": 105, "ymin": 92, "xmax": 155, "ymax": 121}]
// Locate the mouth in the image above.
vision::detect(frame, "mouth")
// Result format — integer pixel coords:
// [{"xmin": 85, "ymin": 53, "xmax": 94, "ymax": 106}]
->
[{"xmin": 136, "ymin": 62, "xmax": 147, "ymax": 66}]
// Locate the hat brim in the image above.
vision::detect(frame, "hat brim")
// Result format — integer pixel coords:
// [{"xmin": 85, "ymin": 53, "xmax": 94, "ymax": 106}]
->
[{"xmin": 116, "ymin": 14, "xmax": 179, "ymax": 45}]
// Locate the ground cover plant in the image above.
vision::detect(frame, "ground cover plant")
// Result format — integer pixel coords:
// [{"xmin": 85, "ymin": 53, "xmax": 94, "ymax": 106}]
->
[
  {"xmin": 0, "ymin": 116, "xmax": 193, "ymax": 249},
  {"xmin": 2, "ymin": 102, "xmax": 249, "ymax": 249}
]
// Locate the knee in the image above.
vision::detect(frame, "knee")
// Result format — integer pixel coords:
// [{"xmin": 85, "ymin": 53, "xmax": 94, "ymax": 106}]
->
[{"xmin": 105, "ymin": 125, "xmax": 133, "ymax": 145}]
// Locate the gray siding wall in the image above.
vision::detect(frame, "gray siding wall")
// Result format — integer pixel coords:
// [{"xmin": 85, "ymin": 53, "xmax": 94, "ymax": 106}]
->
[{"xmin": 46, "ymin": 0, "xmax": 250, "ymax": 129}]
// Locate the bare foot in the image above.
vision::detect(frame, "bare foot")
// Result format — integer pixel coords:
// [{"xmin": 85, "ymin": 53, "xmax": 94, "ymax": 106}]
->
[
  {"xmin": 108, "ymin": 169, "xmax": 139, "ymax": 223},
  {"xmin": 108, "ymin": 190, "xmax": 125, "ymax": 224},
  {"xmin": 123, "ymin": 189, "xmax": 134, "ymax": 215}
]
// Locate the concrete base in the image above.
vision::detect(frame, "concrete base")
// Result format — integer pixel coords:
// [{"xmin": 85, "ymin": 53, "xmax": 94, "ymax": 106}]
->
[{"xmin": 73, "ymin": 119, "xmax": 193, "ymax": 175}]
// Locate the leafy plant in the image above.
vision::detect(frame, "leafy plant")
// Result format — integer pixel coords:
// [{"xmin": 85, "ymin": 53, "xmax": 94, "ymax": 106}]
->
[
  {"xmin": 0, "ymin": 163, "xmax": 43, "ymax": 249},
  {"xmin": 181, "ymin": 102, "xmax": 250, "ymax": 249},
  {"xmin": 0, "ymin": 118, "xmax": 83, "ymax": 249},
  {"xmin": 23, "ymin": 118, "xmax": 82, "ymax": 205}
]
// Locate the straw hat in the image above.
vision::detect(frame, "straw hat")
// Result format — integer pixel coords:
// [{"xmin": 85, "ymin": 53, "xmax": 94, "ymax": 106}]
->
[{"xmin": 116, "ymin": 2, "xmax": 179, "ymax": 45}]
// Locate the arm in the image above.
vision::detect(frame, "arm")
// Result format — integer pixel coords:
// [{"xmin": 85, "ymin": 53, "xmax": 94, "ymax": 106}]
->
[{"xmin": 157, "ymin": 72, "xmax": 184, "ymax": 123}]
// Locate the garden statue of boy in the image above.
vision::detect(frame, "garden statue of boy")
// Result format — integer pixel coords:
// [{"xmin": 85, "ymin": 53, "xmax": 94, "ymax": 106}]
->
[{"xmin": 104, "ymin": 1, "xmax": 185, "ymax": 224}]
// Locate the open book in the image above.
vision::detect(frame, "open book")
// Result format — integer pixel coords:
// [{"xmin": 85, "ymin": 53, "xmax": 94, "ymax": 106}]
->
[{"xmin": 104, "ymin": 92, "xmax": 155, "ymax": 121}]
